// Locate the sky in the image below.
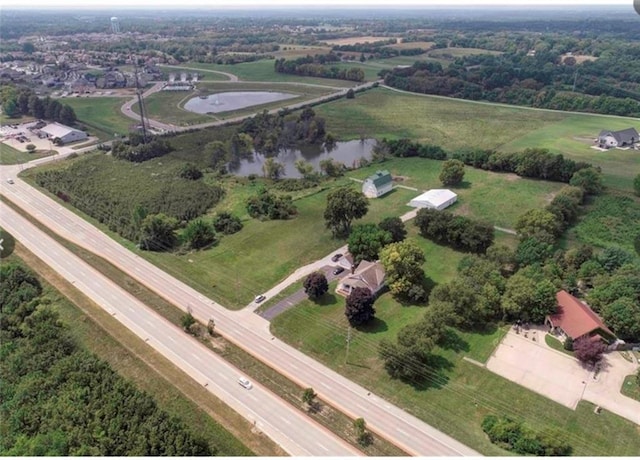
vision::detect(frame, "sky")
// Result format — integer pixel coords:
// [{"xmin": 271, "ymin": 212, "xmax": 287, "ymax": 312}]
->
[{"xmin": 0, "ymin": 0, "xmax": 631, "ymax": 8}]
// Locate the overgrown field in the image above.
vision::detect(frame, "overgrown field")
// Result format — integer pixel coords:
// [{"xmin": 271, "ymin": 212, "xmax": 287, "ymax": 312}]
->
[
  {"xmin": 59, "ymin": 97, "xmax": 134, "ymax": 140},
  {"xmin": 270, "ymin": 281, "xmax": 640, "ymax": 456},
  {"xmin": 316, "ymin": 87, "xmax": 640, "ymax": 193}
]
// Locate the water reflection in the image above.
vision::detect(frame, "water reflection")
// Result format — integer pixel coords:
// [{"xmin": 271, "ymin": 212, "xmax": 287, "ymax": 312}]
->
[
  {"xmin": 228, "ymin": 140, "xmax": 375, "ymax": 178},
  {"xmin": 184, "ymin": 91, "xmax": 298, "ymax": 114}
]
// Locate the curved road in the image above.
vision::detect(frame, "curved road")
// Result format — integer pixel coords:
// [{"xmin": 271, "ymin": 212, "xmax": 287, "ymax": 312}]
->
[{"xmin": 1, "ymin": 152, "xmax": 479, "ymax": 456}]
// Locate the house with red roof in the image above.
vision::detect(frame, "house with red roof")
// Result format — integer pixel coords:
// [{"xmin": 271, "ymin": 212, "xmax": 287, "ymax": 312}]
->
[{"xmin": 545, "ymin": 290, "xmax": 615, "ymax": 343}]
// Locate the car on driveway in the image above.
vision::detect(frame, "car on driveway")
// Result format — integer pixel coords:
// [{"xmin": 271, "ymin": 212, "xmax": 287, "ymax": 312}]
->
[
  {"xmin": 6, "ymin": 178, "xmax": 14, "ymax": 184},
  {"xmin": 332, "ymin": 267, "xmax": 345, "ymax": 275},
  {"xmin": 254, "ymin": 294, "xmax": 266, "ymax": 303},
  {"xmin": 331, "ymin": 253, "xmax": 343, "ymax": 262},
  {"xmin": 238, "ymin": 376, "xmax": 253, "ymax": 390}
]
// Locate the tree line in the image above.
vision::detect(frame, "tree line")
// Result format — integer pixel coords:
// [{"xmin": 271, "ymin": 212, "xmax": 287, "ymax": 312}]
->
[
  {"xmin": 274, "ymin": 55, "xmax": 365, "ymax": 82},
  {"xmin": 111, "ymin": 133, "xmax": 174, "ymax": 163},
  {"xmin": 381, "ymin": 51, "xmax": 640, "ymax": 117},
  {"xmin": 1, "ymin": 85, "xmax": 77, "ymax": 124},
  {"xmin": 375, "ymin": 138, "xmax": 594, "ymax": 184},
  {"xmin": 0, "ymin": 262, "xmax": 213, "ymax": 456}
]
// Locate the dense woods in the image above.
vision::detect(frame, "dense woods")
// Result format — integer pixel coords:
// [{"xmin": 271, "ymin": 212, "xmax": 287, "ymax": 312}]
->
[
  {"xmin": 111, "ymin": 133, "xmax": 174, "ymax": 163},
  {"xmin": 382, "ymin": 43, "xmax": 640, "ymax": 117},
  {"xmin": 0, "ymin": 263, "xmax": 213, "ymax": 456},
  {"xmin": 0, "ymin": 86, "xmax": 77, "ymax": 124}
]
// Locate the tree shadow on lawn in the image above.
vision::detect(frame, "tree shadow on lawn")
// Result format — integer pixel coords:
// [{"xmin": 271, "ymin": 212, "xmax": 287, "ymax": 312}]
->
[
  {"xmin": 450, "ymin": 180, "xmax": 472, "ymax": 190},
  {"xmin": 315, "ymin": 292, "xmax": 339, "ymax": 306},
  {"xmin": 406, "ymin": 354, "xmax": 454, "ymax": 391},
  {"xmin": 438, "ymin": 328, "xmax": 470, "ymax": 353},
  {"xmin": 356, "ymin": 316, "xmax": 388, "ymax": 334}
]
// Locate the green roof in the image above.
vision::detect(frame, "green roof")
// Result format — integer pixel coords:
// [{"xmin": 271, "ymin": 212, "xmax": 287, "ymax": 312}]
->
[{"xmin": 366, "ymin": 170, "xmax": 392, "ymax": 188}]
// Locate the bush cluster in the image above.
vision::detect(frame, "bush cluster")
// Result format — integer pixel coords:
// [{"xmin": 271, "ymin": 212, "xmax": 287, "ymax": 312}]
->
[
  {"xmin": 415, "ymin": 208, "xmax": 494, "ymax": 254},
  {"xmin": 246, "ymin": 188, "xmax": 297, "ymax": 220},
  {"xmin": 481, "ymin": 415, "xmax": 572, "ymax": 456}
]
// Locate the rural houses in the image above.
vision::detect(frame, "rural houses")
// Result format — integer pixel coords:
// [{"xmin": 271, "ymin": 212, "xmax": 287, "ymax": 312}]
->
[
  {"xmin": 362, "ymin": 170, "xmax": 393, "ymax": 198},
  {"xmin": 596, "ymin": 127, "xmax": 639, "ymax": 149}
]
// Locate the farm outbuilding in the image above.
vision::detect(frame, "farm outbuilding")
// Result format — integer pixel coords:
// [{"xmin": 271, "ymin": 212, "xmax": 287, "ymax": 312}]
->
[
  {"xmin": 362, "ymin": 170, "xmax": 393, "ymax": 198},
  {"xmin": 409, "ymin": 189, "xmax": 457, "ymax": 210}
]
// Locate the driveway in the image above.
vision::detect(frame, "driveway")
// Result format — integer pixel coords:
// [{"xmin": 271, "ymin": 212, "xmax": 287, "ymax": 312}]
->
[
  {"xmin": 487, "ymin": 327, "xmax": 640, "ymax": 424},
  {"xmin": 259, "ymin": 264, "xmax": 344, "ymax": 321}
]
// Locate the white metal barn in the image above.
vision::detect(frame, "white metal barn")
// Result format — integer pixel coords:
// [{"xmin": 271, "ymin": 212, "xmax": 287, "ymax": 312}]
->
[
  {"xmin": 409, "ymin": 189, "xmax": 458, "ymax": 210},
  {"xmin": 362, "ymin": 170, "xmax": 393, "ymax": 198}
]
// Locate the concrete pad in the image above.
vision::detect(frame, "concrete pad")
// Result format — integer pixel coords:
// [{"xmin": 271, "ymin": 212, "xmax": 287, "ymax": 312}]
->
[{"xmin": 487, "ymin": 330, "xmax": 590, "ymax": 409}]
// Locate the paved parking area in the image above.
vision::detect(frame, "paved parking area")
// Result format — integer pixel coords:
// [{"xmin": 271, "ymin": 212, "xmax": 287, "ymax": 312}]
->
[{"xmin": 487, "ymin": 328, "xmax": 640, "ymax": 424}]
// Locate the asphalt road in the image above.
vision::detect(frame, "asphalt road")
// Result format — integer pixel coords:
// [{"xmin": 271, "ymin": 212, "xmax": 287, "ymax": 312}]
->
[
  {"xmin": 1, "ymin": 159, "xmax": 480, "ymax": 456},
  {"xmin": 0, "ymin": 201, "xmax": 361, "ymax": 457}
]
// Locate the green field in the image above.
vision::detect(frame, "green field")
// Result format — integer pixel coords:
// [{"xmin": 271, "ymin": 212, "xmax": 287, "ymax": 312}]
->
[
  {"xmin": 353, "ymin": 158, "xmax": 564, "ymax": 228},
  {"xmin": 59, "ymin": 96, "xmax": 134, "ymax": 140},
  {"xmin": 0, "ymin": 142, "xmax": 55, "ymax": 165},
  {"xmin": 316, "ymin": 87, "xmax": 640, "ymax": 193},
  {"xmin": 270, "ymin": 286, "xmax": 640, "ymax": 456},
  {"xmin": 160, "ymin": 64, "xmax": 232, "ymax": 81},
  {"xmin": 621, "ymin": 375, "xmax": 640, "ymax": 402},
  {"xmin": 136, "ymin": 81, "xmax": 336, "ymax": 126},
  {"xmin": 176, "ymin": 60, "xmax": 356, "ymax": 87}
]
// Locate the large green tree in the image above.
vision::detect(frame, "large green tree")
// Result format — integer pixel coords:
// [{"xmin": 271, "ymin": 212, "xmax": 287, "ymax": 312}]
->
[
  {"xmin": 602, "ymin": 297, "xmax": 640, "ymax": 342},
  {"xmin": 206, "ymin": 141, "xmax": 229, "ymax": 171},
  {"xmin": 501, "ymin": 269, "xmax": 557, "ymax": 323},
  {"xmin": 345, "ymin": 287, "xmax": 376, "ymax": 326},
  {"xmin": 378, "ymin": 216, "xmax": 407, "ymax": 243},
  {"xmin": 139, "ymin": 213, "xmax": 178, "ymax": 251},
  {"xmin": 324, "ymin": 187, "xmax": 368, "ymax": 238},
  {"xmin": 303, "ymin": 271, "xmax": 329, "ymax": 301},
  {"xmin": 262, "ymin": 157, "xmax": 285, "ymax": 180},
  {"xmin": 569, "ymin": 167, "xmax": 603, "ymax": 195},
  {"xmin": 379, "ymin": 240, "xmax": 427, "ymax": 302},
  {"xmin": 515, "ymin": 208, "xmax": 560, "ymax": 244},
  {"xmin": 347, "ymin": 224, "xmax": 392, "ymax": 263},
  {"xmin": 439, "ymin": 159, "xmax": 465, "ymax": 186},
  {"xmin": 183, "ymin": 219, "xmax": 217, "ymax": 250}
]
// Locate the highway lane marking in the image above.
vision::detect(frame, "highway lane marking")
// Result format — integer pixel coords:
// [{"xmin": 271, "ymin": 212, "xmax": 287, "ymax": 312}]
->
[
  {"xmin": 316, "ymin": 442, "xmax": 329, "ymax": 452},
  {"xmin": 396, "ymin": 427, "xmax": 408, "ymax": 436},
  {"xmin": 279, "ymin": 416, "xmax": 291, "ymax": 425},
  {"xmin": 259, "ymin": 344, "xmax": 270, "ymax": 352},
  {"xmin": 218, "ymin": 374, "xmax": 229, "ymax": 381},
  {"xmin": 145, "ymin": 320, "xmax": 155, "ymax": 327},
  {"xmin": 319, "ymin": 382, "xmax": 332, "ymax": 390},
  {"xmin": 168, "ymin": 336, "xmax": 176, "ymax": 342},
  {"xmin": 191, "ymin": 353, "xmax": 203, "ymax": 362},
  {"xmin": 289, "ymin": 363, "xmax": 298, "ymax": 370},
  {"xmin": 248, "ymin": 394, "xmax": 258, "ymax": 402}
]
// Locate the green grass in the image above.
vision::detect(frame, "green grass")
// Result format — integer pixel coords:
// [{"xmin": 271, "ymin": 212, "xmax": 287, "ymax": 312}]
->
[
  {"xmin": 570, "ymin": 194, "xmax": 640, "ymax": 254},
  {"xmin": 621, "ymin": 375, "xmax": 640, "ymax": 402},
  {"xmin": 316, "ymin": 87, "xmax": 640, "ymax": 193},
  {"xmin": 0, "ymin": 114, "xmax": 35, "ymax": 124},
  {"xmin": 175, "ymin": 60, "xmax": 356, "ymax": 87},
  {"xmin": 59, "ymin": 97, "xmax": 135, "ymax": 140},
  {"xmin": 7, "ymin": 251, "xmax": 255, "ymax": 456},
  {"xmin": 271, "ymin": 288, "xmax": 640, "ymax": 456},
  {"xmin": 160, "ymin": 64, "xmax": 231, "ymax": 81},
  {"xmin": 544, "ymin": 334, "xmax": 575, "ymax": 357},
  {"xmin": 351, "ymin": 157, "xmax": 564, "ymax": 228},
  {"xmin": 134, "ymin": 90, "xmax": 212, "ymax": 126},
  {"xmin": 427, "ymin": 47, "xmax": 503, "ymax": 59},
  {"xmin": 0, "ymin": 142, "xmax": 55, "ymax": 165}
]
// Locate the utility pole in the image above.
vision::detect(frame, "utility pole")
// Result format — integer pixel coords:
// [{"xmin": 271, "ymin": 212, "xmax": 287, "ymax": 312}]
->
[
  {"xmin": 572, "ymin": 69, "xmax": 579, "ymax": 93},
  {"xmin": 345, "ymin": 326, "xmax": 352, "ymax": 364},
  {"xmin": 132, "ymin": 56, "xmax": 148, "ymax": 143}
]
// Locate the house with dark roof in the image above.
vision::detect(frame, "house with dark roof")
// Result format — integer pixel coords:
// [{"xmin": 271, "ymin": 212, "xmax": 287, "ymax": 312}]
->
[
  {"xmin": 362, "ymin": 170, "xmax": 393, "ymax": 198},
  {"xmin": 597, "ymin": 128, "xmax": 639, "ymax": 149},
  {"xmin": 545, "ymin": 290, "xmax": 615, "ymax": 343},
  {"xmin": 336, "ymin": 260, "xmax": 385, "ymax": 297}
]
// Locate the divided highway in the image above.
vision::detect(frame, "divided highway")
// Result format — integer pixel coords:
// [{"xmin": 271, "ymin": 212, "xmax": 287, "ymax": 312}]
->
[{"xmin": 1, "ymin": 161, "xmax": 480, "ymax": 456}]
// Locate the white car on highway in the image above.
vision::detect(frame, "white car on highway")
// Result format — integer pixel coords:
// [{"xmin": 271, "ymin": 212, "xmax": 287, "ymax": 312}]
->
[{"xmin": 238, "ymin": 376, "xmax": 253, "ymax": 389}]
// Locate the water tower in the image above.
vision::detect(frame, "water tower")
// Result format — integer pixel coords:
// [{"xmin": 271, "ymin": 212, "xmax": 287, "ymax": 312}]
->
[{"xmin": 110, "ymin": 17, "xmax": 120, "ymax": 34}]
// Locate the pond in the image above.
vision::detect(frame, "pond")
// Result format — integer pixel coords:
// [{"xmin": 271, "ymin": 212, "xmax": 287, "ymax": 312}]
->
[
  {"xmin": 227, "ymin": 139, "xmax": 375, "ymax": 178},
  {"xmin": 184, "ymin": 91, "xmax": 298, "ymax": 114}
]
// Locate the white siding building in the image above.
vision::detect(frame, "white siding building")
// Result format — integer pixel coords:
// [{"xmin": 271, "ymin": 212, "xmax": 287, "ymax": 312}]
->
[
  {"xmin": 362, "ymin": 170, "xmax": 393, "ymax": 198},
  {"xmin": 41, "ymin": 122, "xmax": 87, "ymax": 144},
  {"xmin": 409, "ymin": 189, "xmax": 457, "ymax": 210}
]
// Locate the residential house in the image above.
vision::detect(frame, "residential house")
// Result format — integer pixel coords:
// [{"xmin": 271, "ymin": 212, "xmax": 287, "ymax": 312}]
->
[
  {"xmin": 336, "ymin": 260, "xmax": 385, "ymax": 297},
  {"xmin": 362, "ymin": 170, "xmax": 393, "ymax": 198},
  {"xmin": 597, "ymin": 128, "xmax": 639, "ymax": 149},
  {"xmin": 545, "ymin": 290, "xmax": 615, "ymax": 343}
]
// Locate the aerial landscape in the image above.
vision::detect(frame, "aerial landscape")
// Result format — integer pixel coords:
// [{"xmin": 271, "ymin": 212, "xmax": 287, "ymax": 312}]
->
[{"xmin": 1, "ymin": 0, "xmax": 640, "ymax": 457}]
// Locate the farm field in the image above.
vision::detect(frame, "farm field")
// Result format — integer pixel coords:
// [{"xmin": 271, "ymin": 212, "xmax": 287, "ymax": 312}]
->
[
  {"xmin": 177, "ymin": 60, "xmax": 356, "ymax": 87},
  {"xmin": 427, "ymin": 47, "xmax": 503, "ymax": 59},
  {"xmin": 322, "ymin": 36, "xmax": 391, "ymax": 46},
  {"xmin": 316, "ymin": 87, "xmax": 640, "ymax": 193},
  {"xmin": 270, "ymin": 282, "xmax": 640, "ymax": 456},
  {"xmin": 352, "ymin": 158, "xmax": 564, "ymax": 228},
  {"xmin": 386, "ymin": 40, "xmax": 435, "ymax": 50},
  {"xmin": 274, "ymin": 44, "xmax": 332, "ymax": 58},
  {"xmin": 59, "ymin": 96, "xmax": 134, "ymax": 140}
]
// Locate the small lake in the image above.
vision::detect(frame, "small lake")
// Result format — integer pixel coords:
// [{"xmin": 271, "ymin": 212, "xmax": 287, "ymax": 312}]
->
[
  {"xmin": 184, "ymin": 91, "xmax": 298, "ymax": 114},
  {"xmin": 227, "ymin": 140, "xmax": 375, "ymax": 178}
]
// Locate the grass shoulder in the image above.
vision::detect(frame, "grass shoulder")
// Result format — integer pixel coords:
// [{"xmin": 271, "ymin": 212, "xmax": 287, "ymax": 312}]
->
[{"xmin": 620, "ymin": 374, "xmax": 640, "ymax": 402}]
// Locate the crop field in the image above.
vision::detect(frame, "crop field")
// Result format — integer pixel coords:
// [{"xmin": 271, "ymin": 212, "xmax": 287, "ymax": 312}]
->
[
  {"xmin": 316, "ymin": 87, "xmax": 640, "ymax": 193},
  {"xmin": 177, "ymin": 60, "xmax": 356, "ymax": 87},
  {"xmin": 274, "ymin": 44, "xmax": 332, "ymax": 58},
  {"xmin": 352, "ymin": 158, "xmax": 563, "ymax": 229},
  {"xmin": 386, "ymin": 40, "xmax": 435, "ymax": 50},
  {"xmin": 427, "ymin": 47, "xmax": 503, "ymax": 58},
  {"xmin": 323, "ymin": 36, "xmax": 391, "ymax": 46},
  {"xmin": 59, "ymin": 96, "xmax": 134, "ymax": 140}
]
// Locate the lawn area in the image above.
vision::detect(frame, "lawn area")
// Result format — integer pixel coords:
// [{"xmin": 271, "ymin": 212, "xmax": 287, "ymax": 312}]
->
[
  {"xmin": 544, "ymin": 334, "xmax": 575, "ymax": 357},
  {"xmin": 0, "ymin": 142, "xmax": 55, "ymax": 165},
  {"xmin": 500, "ymin": 114, "xmax": 640, "ymax": 192},
  {"xmin": 175, "ymin": 60, "xmax": 356, "ymax": 87},
  {"xmin": 351, "ymin": 157, "xmax": 564, "ymax": 228},
  {"xmin": 621, "ymin": 374, "xmax": 640, "ymax": 402},
  {"xmin": 134, "ymin": 90, "xmax": 211, "ymax": 126},
  {"xmin": 160, "ymin": 64, "xmax": 231, "ymax": 81},
  {"xmin": 270, "ymin": 288, "xmax": 640, "ymax": 456},
  {"xmin": 59, "ymin": 96, "xmax": 134, "ymax": 140}
]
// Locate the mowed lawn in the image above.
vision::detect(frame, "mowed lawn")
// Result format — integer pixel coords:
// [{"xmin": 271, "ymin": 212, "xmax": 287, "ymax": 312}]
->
[
  {"xmin": 60, "ymin": 96, "xmax": 134, "ymax": 140},
  {"xmin": 271, "ymin": 284, "xmax": 640, "ymax": 456},
  {"xmin": 351, "ymin": 157, "xmax": 563, "ymax": 228},
  {"xmin": 0, "ymin": 142, "xmax": 55, "ymax": 165}
]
